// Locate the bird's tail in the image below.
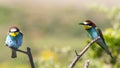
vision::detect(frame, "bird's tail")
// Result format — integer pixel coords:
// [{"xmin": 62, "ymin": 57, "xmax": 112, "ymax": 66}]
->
[
  {"xmin": 97, "ymin": 42, "xmax": 113, "ymax": 59},
  {"xmin": 11, "ymin": 49, "xmax": 17, "ymax": 58},
  {"xmin": 100, "ymin": 45, "xmax": 113, "ymax": 59},
  {"xmin": 105, "ymin": 49, "xmax": 114, "ymax": 59}
]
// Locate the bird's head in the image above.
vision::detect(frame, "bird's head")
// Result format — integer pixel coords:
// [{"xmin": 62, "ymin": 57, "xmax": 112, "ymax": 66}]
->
[
  {"xmin": 9, "ymin": 26, "xmax": 20, "ymax": 37},
  {"xmin": 79, "ymin": 20, "xmax": 96, "ymax": 30}
]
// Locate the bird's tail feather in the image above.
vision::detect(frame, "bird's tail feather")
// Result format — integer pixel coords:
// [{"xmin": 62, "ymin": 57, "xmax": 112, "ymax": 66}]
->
[
  {"xmin": 11, "ymin": 49, "xmax": 17, "ymax": 58},
  {"xmin": 97, "ymin": 42, "xmax": 113, "ymax": 59},
  {"xmin": 101, "ymin": 45, "xmax": 113, "ymax": 59},
  {"xmin": 105, "ymin": 49, "xmax": 113, "ymax": 59}
]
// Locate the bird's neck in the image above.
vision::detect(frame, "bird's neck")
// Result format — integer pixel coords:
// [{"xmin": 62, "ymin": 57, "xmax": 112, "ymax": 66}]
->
[
  {"xmin": 10, "ymin": 33, "xmax": 19, "ymax": 38},
  {"xmin": 86, "ymin": 27, "xmax": 95, "ymax": 32},
  {"xmin": 86, "ymin": 27, "xmax": 98, "ymax": 39}
]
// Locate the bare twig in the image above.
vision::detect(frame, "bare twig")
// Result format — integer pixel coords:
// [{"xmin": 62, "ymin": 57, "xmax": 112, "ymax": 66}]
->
[
  {"xmin": 11, "ymin": 48, "xmax": 27, "ymax": 54},
  {"xmin": 69, "ymin": 36, "xmax": 100, "ymax": 68},
  {"xmin": 10, "ymin": 47, "xmax": 35, "ymax": 68},
  {"xmin": 75, "ymin": 50, "xmax": 79, "ymax": 56},
  {"xmin": 27, "ymin": 47, "xmax": 35, "ymax": 68},
  {"xmin": 84, "ymin": 60, "xmax": 90, "ymax": 68}
]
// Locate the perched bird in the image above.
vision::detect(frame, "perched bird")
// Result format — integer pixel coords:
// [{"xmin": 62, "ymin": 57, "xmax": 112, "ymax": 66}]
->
[
  {"xmin": 5, "ymin": 26, "xmax": 23, "ymax": 58},
  {"xmin": 79, "ymin": 20, "xmax": 113, "ymax": 58}
]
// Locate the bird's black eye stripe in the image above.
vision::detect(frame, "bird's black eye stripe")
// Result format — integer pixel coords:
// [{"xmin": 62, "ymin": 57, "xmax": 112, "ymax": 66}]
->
[
  {"xmin": 87, "ymin": 23, "xmax": 92, "ymax": 26},
  {"xmin": 86, "ymin": 23, "xmax": 90, "ymax": 26},
  {"xmin": 9, "ymin": 31, "xmax": 18, "ymax": 33},
  {"xmin": 14, "ymin": 31, "xmax": 18, "ymax": 32}
]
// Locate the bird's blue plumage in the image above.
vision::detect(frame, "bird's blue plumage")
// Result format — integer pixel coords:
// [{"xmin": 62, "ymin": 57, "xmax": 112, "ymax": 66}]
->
[
  {"xmin": 80, "ymin": 20, "xmax": 113, "ymax": 58},
  {"xmin": 87, "ymin": 28, "xmax": 98, "ymax": 39},
  {"xmin": 86, "ymin": 27, "xmax": 113, "ymax": 58},
  {"xmin": 5, "ymin": 32, "xmax": 23, "ymax": 49},
  {"xmin": 87, "ymin": 27, "xmax": 107, "ymax": 49}
]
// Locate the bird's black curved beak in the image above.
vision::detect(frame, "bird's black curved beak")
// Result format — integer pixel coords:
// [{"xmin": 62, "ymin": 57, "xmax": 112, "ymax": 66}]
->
[{"xmin": 79, "ymin": 22, "xmax": 84, "ymax": 25}]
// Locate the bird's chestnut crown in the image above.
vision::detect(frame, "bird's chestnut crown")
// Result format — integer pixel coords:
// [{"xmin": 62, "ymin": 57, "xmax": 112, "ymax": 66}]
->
[
  {"xmin": 80, "ymin": 20, "xmax": 96, "ymax": 30},
  {"xmin": 84, "ymin": 20, "xmax": 96, "ymax": 27}
]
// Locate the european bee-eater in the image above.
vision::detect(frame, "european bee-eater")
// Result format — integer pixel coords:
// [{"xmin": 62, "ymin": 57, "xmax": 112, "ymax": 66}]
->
[
  {"xmin": 5, "ymin": 26, "xmax": 23, "ymax": 58},
  {"xmin": 79, "ymin": 20, "xmax": 113, "ymax": 58}
]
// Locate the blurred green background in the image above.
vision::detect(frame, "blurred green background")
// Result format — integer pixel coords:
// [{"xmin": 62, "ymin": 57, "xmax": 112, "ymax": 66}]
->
[{"xmin": 0, "ymin": 0, "xmax": 120, "ymax": 68}]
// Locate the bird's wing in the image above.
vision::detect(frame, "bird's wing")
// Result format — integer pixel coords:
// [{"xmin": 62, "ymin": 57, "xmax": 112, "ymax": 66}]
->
[
  {"xmin": 15, "ymin": 32, "xmax": 23, "ymax": 48},
  {"xmin": 96, "ymin": 28, "xmax": 113, "ymax": 58},
  {"xmin": 96, "ymin": 27, "xmax": 106, "ymax": 44},
  {"xmin": 20, "ymin": 32, "xmax": 23, "ymax": 37}
]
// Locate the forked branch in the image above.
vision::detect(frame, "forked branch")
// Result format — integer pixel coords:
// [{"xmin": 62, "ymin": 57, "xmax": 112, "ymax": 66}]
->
[
  {"xmin": 11, "ymin": 47, "xmax": 35, "ymax": 68},
  {"xmin": 69, "ymin": 36, "xmax": 100, "ymax": 68}
]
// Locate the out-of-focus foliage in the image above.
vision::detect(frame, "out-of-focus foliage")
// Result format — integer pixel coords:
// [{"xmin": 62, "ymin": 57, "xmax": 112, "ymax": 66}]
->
[
  {"xmin": 35, "ymin": 50, "xmax": 60, "ymax": 68},
  {"xmin": 88, "ymin": 5, "xmax": 120, "ymax": 68}
]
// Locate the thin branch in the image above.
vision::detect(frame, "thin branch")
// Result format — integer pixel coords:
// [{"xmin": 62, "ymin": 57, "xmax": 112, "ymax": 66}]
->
[
  {"xmin": 75, "ymin": 50, "xmax": 79, "ymax": 56},
  {"xmin": 69, "ymin": 36, "xmax": 100, "ymax": 68},
  {"xmin": 84, "ymin": 60, "xmax": 90, "ymax": 68},
  {"xmin": 11, "ymin": 48, "xmax": 27, "ymax": 54},
  {"xmin": 10, "ymin": 47, "xmax": 35, "ymax": 68},
  {"xmin": 27, "ymin": 47, "xmax": 35, "ymax": 68}
]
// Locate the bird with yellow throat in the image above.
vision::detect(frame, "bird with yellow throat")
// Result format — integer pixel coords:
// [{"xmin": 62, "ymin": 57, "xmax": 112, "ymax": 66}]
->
[{"xmin": 5, "ymin": 26, "xmax": 23, "ymax": 58}]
